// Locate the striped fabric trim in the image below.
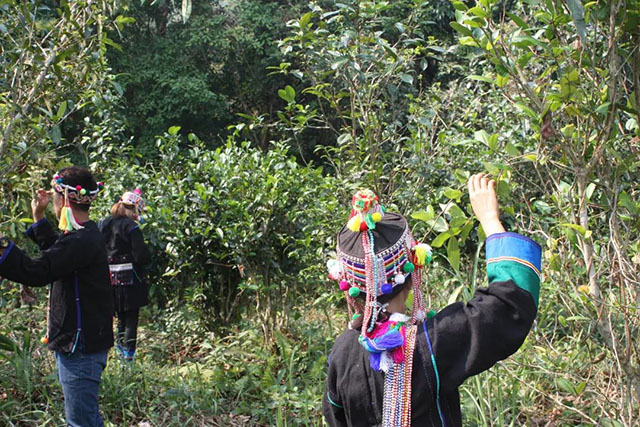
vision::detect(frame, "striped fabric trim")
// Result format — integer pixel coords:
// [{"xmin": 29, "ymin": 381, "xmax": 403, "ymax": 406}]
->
[
  {"xmin": 384, "ymin": 253, "xmax": 406, "ymax": 269},
  {"xmin": 342, "ymin": 251, "xmax": 408, "ymax": 283},
  {"xmin": 485, "ymin": 232, "xmax": 542, "ymax": 275},
  {"xmin": 342, "ymin": 249, "xmax": 406, "ymax": 269},
  {"xmin": 487, "ymin": 256, "xmax": 540, "ymax": 277}
]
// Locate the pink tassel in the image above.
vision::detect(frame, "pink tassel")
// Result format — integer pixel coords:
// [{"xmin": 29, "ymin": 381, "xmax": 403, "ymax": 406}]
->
[{"xmin": 392, "ymin": 347, "xmax": 405, "ymax": 364}]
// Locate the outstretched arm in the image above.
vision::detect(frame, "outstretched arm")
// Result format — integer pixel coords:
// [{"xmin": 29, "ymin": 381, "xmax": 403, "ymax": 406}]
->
[
  {"xmin": 0, "ymin": 234, "xmax": 87, "ymax": 287},
  {"xmin": 421, "ymin": 174, "xmax": 541, "ymax": 393}
]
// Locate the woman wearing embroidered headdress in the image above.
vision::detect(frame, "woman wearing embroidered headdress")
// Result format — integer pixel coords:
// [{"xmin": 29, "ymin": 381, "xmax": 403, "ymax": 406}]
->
[
  {"xmin": 323, "ymin": 174, "xmax": 542, "ymax": 426},
  {"xmin": 0, "ymin": 166, "xmax": 113, "ymax": 427},
  {"xmin": 100, "ymin": 188, "xmax": 151, "ymax": 361}
]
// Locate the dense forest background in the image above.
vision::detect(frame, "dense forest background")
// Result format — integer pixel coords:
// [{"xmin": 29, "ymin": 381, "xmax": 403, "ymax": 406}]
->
[{"xmin": 1, "ymin": 0, "xmax": 639, "ymax": 425}]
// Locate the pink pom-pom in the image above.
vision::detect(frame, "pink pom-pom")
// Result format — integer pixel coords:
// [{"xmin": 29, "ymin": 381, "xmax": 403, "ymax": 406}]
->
[
  {"xmin": 76, "ymin": 185, "xmax": 82, "ymax": 191},
  {"xmin": 339, "ymin": 280, "xmax": 350, "ymax": 291},
  {"xmin": 134, "ymin": 188, "xmax": 142, "ymax": 195}
]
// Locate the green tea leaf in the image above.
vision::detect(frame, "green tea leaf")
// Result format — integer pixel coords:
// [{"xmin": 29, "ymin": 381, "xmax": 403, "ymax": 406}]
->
[
  {"xmin": 411, "ymin": 208, "xmax": 435, "ymax": 222},
  {"xmin": 432, "ymin": 231, "xmax": 451, "ymax": 248},
  {"xmin": 447, "ymin": 236, "xmax": 460, "ymax": 271},
  {"xmin": 450, "ymin": 22, "xmax": 473, "ymax": 37},
  {"xmin": 443, "ymin": 188, "xmax": 463, "ymax": 200}
]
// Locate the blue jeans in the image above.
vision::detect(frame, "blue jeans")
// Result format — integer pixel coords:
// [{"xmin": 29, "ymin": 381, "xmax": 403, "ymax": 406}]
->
[{"xmin": 55, "ymin": 344, "xmax": 108, "ymax": 427}]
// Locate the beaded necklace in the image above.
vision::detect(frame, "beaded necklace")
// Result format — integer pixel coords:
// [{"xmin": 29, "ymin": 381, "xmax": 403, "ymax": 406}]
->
[{"xmin": 382, "ymin": 324, "xmax": 417, "ymax": 427}]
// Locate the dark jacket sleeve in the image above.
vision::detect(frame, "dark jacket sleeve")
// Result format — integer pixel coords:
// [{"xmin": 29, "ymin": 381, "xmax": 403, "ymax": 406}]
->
[
  {"xmin": 0, "ymin": 232, "xmax": 87, "ymax": 287},
  {"xmin": 129, "ymin": 226, "xmax": 151, "ymax": 270},
  {"xmin": 322, "ymin": 345, "xmax": 348, "ymax": 426},
  {"xmin": 322, "ymin": 388, "xmax": 348, "ymax": 426},
  {"xmin": 25, "ymin": 218, "xmax": 59, "ymax": 250},
  {"xmin": 427, "ymin": 232, "xmax": 542, "ymax": 393}
]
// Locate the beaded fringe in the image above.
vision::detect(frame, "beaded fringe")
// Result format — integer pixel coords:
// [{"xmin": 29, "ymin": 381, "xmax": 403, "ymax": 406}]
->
[{"xmin": 382, "ymin": 325, "xmax": 417, "ymax": 427}]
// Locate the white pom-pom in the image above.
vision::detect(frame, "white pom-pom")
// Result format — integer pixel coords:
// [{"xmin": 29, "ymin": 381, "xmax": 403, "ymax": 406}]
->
[
  {"xmin": 394, "ymin": 273, "xmax": 405, "ymax": 285},
  {"xmin": 327, "ymin": 259, "xmax": 342, "ymax": 277}
]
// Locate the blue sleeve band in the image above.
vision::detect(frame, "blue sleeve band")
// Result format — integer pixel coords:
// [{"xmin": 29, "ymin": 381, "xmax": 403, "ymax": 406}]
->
[
  {"xmin": 25, "ymin": 218, "xmax": 47, "ymax": 236},
  {"xmin": 128, "ymin": 225, "xmax": 139, "ymax": 234},
  {"xmin": 0, "ymin": 242, "xmax": 15, "ymax": 265},
  {"xmin": 485, "ymin": 232, "xmax": 542, "ymax": 275}
]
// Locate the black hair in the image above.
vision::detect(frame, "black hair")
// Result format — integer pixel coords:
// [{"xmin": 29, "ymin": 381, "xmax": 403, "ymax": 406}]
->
[{"xmin": 58, "ymin": 166, "xmax": 97, "ymax": 212}]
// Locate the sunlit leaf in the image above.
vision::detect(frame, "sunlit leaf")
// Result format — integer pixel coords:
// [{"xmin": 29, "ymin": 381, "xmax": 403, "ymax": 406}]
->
[
  {"xmin": 447, "ymin": 284, "xmax": 464, "ymax": 304},
  {"xmin": 181, "ymin": 0, "xmax": 192, "ymax": 23},
  {"xmin": 432, "ymin": 231, "xmax": 451, "ymax": 248}
]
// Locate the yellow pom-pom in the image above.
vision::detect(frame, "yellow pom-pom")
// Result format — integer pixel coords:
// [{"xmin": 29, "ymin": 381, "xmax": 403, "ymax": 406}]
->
[
  {"xmin": 414, "ymin": 243, "xmax": 432, "ymax": 267},
  {"xmin": 347, "ymin": 215, "xmax": 361, "ymax": 232},
  {"xmin": 40, "ymin": 336, "xmax": 49, "ymax": 344},
  {"xmin": 371, "ymin": 212, "xmax": 382, "ymax": 223}
]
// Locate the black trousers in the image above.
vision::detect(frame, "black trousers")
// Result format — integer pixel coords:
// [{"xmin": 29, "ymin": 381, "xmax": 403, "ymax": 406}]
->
[{"xmin": 116, "ymin": 308, "xmax": 139, "ymax": 352}]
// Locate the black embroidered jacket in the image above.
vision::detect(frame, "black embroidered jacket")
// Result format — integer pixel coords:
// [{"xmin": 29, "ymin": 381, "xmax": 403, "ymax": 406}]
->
[
  {"xmin": 100, "ymin": 216, "xmax": 151, "ymax": 312},
  {"xmin": 323, "ymin": 232, "xmax": 541, "ymax": 426},
  {"xmin": 0, "ymin": 218, "xmax": 114, "ymax": 353}
]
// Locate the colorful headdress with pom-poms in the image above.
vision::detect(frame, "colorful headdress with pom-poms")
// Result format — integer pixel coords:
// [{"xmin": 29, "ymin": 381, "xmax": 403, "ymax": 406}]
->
[
  {"xmin": 51, "ymin": 173, "xmax": 103, "ymax": 232},
  {"xmin": 121, "ymin": 188, "xmax": 146, "ymax": 217},
  {"xmin": 330, "ymin": 190, "xmax": 432, "ymax": 337},
  {"xmin": 328, "ymin": 190, "xmax": 433, "ymax": 425}
]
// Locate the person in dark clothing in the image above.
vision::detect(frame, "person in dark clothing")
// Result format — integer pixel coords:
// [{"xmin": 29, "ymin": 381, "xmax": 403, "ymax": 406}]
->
[
  {"xmin": 322, "ymin": 174, "xmax": 541, "ymax": 427},
  {"xmin": 0, "ymin": 166, "xmax": 113, "ymax": 427},
  {"xmin": 100, "ymin": 188, "xmax": 151, "ymax": 361}
]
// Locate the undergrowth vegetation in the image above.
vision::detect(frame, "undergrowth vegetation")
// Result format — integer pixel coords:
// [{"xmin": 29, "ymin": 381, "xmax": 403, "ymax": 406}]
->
[{"xmin": 1, "ymin": 0, "xmax": 638, "ymax": 425}]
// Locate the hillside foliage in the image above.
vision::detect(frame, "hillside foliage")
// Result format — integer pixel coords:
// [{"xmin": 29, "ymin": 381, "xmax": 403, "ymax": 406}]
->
[{"xmin": 1, "ymin": 0, "xmax": 638, "ymax": 425}]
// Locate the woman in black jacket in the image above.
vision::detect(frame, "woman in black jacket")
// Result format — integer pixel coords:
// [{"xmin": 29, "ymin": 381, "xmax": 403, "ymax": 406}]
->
[
  {"xmin": 323, "ymin": 174, "xmax": 541, "ymax": 426},
  {"xmin": 100, "ymin": 189, "xmax": 151, "ymax": 361}
]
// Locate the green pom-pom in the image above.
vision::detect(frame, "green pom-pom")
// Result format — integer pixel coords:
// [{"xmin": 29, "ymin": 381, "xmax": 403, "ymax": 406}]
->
[
  {"xmin": 402, "ymin": 262, "xmax": 415, "ymax": 274},
  {"xmin": 426, "ymin": 254, "xmax": 433, "ymax": 263},
  {"xmin": 348, "ymin": 286, "xmax": 361, "ymax": 297},
  {"xmin": 352, "ymin": 313, "xmax": 362, "ymax": 320},
  {"xmin": 427, "ymin": 309, "xmax": 437, "ymax": 319},
  {"xmin": 365, "ymin": 214, "xmax": 376, "ymax": 230},
  {"xmin": 80, "ymin": 188, "xmax": 87, "ymax": 195}
]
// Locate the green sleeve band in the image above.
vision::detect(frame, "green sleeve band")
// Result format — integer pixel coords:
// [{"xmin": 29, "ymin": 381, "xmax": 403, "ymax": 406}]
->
[
  {"xmin": 487, "ymin": 260, "xmax": 540, "ymax": 308},
  {"xmin": 326, "ymin": 391, "xmax": 343, "ymax": 408}
]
